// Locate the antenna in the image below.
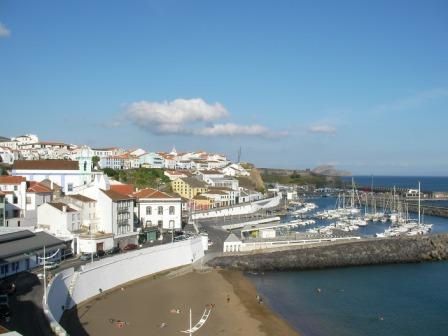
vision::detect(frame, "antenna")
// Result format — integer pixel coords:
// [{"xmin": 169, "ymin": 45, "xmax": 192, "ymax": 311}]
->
[{"xmin": 237, "ymin": 146, "xmax": 242, "ymax": 163}]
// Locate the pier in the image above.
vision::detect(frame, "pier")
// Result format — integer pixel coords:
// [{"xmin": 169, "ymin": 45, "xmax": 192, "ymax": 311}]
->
[{"xmin": 359, "ymin": 195, "xmax": 448, "ymax": 218}]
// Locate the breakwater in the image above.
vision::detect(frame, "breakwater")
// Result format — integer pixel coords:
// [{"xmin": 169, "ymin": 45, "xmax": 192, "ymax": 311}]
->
[
  {"xmin": 360, "ymin": 196, "xmax": 448, "ymax": 218},
  {"xmin": 206, "ymin": 234, "xmax": 448, "ymax": 271}
]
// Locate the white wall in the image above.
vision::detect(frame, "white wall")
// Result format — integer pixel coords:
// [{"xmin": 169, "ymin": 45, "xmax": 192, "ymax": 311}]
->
[
  {"xmin": 136, "ymin": 199, "xmax": 182, "ymax": 230},
  {"xmin": 45, "ymin": 237, "xmax": 205, "ymax": 334},
  {"xmin": 191, "ymin": 195, "xmax": 281, "ymax": 219}
]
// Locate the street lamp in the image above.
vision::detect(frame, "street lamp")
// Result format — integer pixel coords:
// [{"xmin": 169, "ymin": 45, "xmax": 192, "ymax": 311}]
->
[
  {"xmin": 89, "ymin": 224, "xmax": 94, "ymax": 264},
  {"xmin": 30, "ymin": 246, "xmax": 60, "ymax": 305}
]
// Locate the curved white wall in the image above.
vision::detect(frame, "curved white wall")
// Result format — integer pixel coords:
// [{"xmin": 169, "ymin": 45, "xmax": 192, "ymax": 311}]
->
[
  {"xmin": 192, "ymin": 196, "xmax": 281, "ymax": 220},
  {"xmin": 45, "ymin": 237, "xmax": 204, "ymax": 335}
]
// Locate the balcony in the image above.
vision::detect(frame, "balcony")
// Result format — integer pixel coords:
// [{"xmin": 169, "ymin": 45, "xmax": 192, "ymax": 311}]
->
[{"xmin": 117, "ymin": 206, "xmax": 130, "ymax": 214}]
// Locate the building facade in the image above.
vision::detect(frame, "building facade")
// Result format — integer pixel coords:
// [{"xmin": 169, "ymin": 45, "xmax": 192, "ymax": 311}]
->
[{"xmin": 134, "ymin": 188, "xmax": 182, "ymax": 231}]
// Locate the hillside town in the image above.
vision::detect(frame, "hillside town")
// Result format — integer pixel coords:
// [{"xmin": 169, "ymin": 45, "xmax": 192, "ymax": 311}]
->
[{"xmin": 0, "ymin": 134, "xmax": 268, "ymax": 280}]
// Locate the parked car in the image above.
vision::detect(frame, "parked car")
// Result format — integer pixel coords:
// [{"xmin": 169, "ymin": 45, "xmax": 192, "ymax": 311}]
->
[
  {"xmin": 106, "ymin": 246, "xmax": 121, "ymax": 255},
  {"xmin": 0, "ymin": 281, "xmax": 16, "ymax": 295},
  {"xmin": 43, "ymin": 261, "xmax": 60, "ymax": 270},
  {"xmin": 0, "ymin": 295, "xmax": 10, "ymax": 322},
  {"xmin": 123, "ymin": 244, "xmax": 138, "ymax": 251},
  {"xmin": 97, "ymin": 250, "xmax": 106, "ymax": 257},
  {"xmin": 79, "ymin": 253, "xmax": 99, "ymax": 261}
]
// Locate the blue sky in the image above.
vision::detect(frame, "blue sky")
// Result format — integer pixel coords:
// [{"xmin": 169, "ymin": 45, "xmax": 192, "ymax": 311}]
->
[{"xmin": 1, "ymin": 0, "xmax": 447, "ymax": 175}]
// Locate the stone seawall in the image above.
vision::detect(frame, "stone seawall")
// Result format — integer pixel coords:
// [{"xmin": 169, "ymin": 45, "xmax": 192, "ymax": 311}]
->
[{"xmin": 207, "ymin": 234, "xmax": 448, "ymax": 271}]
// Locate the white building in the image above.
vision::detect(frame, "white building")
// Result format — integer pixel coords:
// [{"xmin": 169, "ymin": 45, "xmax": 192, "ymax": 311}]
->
[
  {"xmin": 37, "ymin": 202, "xmax": 81, "ymax": 238},
  {"xmin": 0, "ymin": 176, "xmax": 27, "ymax": 226},
  {"xmin": 92, "ymin": 147, "xmax": 123, "ymax": 159},
  {"xmin": 139, "ymin": 152, "xmax": 165, "ymax": 168},
  {"xmin": 12, "ymin": 159, "xmax": 109, "ymax": 194},
  {"xmin": 79, "ymin": 187, "xmax": 138, "ymax": 248},
  {"xmin": 0, "ymin": 146, "xmax": 14, "ymax": 164},
  {"xmin": 164, "ymin": 170, "xmax": 190, "ymax": 181},
  {"xmin": 133, "ymin": 188, "xmax": 182, "ymax": 231},
  {"xmin": 222, "ymin": 163, "xmax": 250, "ymax": 177},
  {"xmin": 223, "ymin": 233, "xmax": 243, "ymax": 253}
]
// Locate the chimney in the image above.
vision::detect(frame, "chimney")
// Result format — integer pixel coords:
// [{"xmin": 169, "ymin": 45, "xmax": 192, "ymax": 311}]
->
[
  {"xmin": 62, "ymin": 205, "xmax": 67, "ymax": 212},
  {"xmin": 51, "ymin": 181, "xmax": 54, "ymax": 190}
]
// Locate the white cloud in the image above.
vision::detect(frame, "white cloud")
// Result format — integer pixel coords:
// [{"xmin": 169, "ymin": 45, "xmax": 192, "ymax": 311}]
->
[
  {"xmin": 126, "ymin": 98, "xmax": 286, "ymax": 138},
  {"xmin": 194, "ymin": 123, "xmax": 271, "ymax": 137},
  {"xmin": 0, "ymin": 22, "xmax": 11, "ymax": 38},
  {"xmin": 127, "ymin": 98, "xmax": 228, "ymax": 133},
  {"xmin": 308, "ymin": 124, "xmax": 337, "ymax": 134}
]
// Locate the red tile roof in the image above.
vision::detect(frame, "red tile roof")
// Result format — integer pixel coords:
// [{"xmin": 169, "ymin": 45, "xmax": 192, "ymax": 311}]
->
[
  {"xmin": 49, "ymin": 202, "xmax": 77, "ymax": 212},
  {"xmin": 13, "ymin": 160, "xmax": 79, "ymax": 170},
  {"xmin": 0, "ymin": 176, "xmax": 26, "ymax": 185},
  {"xmin": 68, "ymin": 194, "xmax": 96, "ymax": 203},
  {"xmin": 110, "ymin": 184, "xmax": 135, "ymax": 196},
  {"xmin": 27, "ymin": 181, "xmax": 53, "ymax": 193},
  {"xmin": 133, "ymin": 188, "xmax": 173, "ymax": 199},
  {"xmin": 101, "ymin": 189, "xmax": 134, "ymax": 201}
]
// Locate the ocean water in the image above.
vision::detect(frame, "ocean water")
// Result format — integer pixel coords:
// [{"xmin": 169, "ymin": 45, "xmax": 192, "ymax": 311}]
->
[
  {"xmin": 249, "ymin": 182, "xmax": 448, "ymax": 336},
  {"xmin": 248, "ymin": 262, "xmax": 448, "ymax": 336},
  {"xmin": 342, "ymin": 176, "xmax": 448, "ymax": 192}
]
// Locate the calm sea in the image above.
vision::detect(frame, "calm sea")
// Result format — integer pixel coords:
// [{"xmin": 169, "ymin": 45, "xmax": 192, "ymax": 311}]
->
[
  {"xmin": 342, "ymin": 176, "xmax": 448, "ymax": 192},
  {"xmin": 248, "ymin": 262, "xmax": 448, "ymax": 336},
  {"xmin": 249, "ymin": 181, "xmax": 448, "ymax": 336}
]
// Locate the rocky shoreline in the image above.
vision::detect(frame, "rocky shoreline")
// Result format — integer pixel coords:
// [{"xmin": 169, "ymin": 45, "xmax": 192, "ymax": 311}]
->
[{"xmin": 207, "ymin": 234, "xmax": 448, "ymax": 271}]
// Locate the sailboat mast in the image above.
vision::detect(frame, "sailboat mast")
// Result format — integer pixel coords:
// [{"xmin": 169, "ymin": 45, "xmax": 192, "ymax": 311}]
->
[{"xmin": 418, "ymin": 181, "xmax": 421, "ymax": 225}]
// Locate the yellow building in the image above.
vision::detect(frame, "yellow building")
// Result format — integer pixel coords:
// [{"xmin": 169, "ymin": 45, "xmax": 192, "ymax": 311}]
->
[
  {"xmin": 171, "ymin": 177, "xmax": 208, "ymax": 199},
  {"xmin": 193, "ymin": 195, "xmax": 213, "ymax": 211}
]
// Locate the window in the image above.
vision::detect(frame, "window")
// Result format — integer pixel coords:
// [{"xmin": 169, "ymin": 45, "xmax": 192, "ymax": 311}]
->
[
  {"xmin": 145, "ymin": 220, "xmax": 152, "ymax": 226},
  {"xmin": 146, "ymin": 206, "xmax": 152, "ymax": 215},
  {"xmin": 158, "ymin": 206, "xmax": 163, "ymax": 215},
  {"xmin": 26, "ymin": 196, "xmax": 31, "ymax": 204},
  {"xmin": 0, "ymin": 264, "xmax": 9, "ymax": 275},
  {"xmin": 11, "ymin": 261, "xmax": 19, "ymax": 271},
  {"xmin": 169, "ymin": 220, "xmax": 175, "ymax": 228},
  {"xmin": 157, "ymin": 220, "xmax": 163, "ymax": 227},
  {"xmin": 169, "ymin": 206, "xmax": 175, "ymax": 215},
  {"xmin": 14, "ymin": 186, "xmax": 18, "ymax": 191},
  {"xmin": 67, "ymin": 183, "xmax": 73, "ymax": 192},
  {"xmin": 13, "ymin": 196, "xmax": 18, "ymax": 204}
]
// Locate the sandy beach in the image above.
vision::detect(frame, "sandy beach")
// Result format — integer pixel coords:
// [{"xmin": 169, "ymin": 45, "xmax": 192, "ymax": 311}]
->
[{"xmin": 61, "ymin": 269, "xmax": 299, "ymax": 336}]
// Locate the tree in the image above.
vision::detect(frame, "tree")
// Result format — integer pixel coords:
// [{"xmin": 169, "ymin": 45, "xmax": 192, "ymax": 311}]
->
[{"xmin": 92, "ymin": 156, "xmax": 100, "ymax": 169}]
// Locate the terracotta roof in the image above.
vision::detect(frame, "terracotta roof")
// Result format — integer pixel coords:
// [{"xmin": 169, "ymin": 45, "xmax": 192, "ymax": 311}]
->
[
  {"xmin": 39, "ymin": 179, "xmax": 62, "ymax": 190},
  {"xmin": 0, "ymin": 176, "xmax": 26, "ymax": 185},
  {"xmin": 204, "ymin": 190, "xmax": 227, "ymax": 195},
  {"xmin": 110, "ymin": 184, "xmax": 135, "ymax": 196},
  {"xmin": 68, "ymin": 194, "xmax": 96, "ymax": 203},
  {"xmin": 166, "ymin": 170, "xmax": 187, "ymax": 175},
  {"xmin": 133, "ymin": 188, "xmax": 173, "ymax": 199},
  {"xmin": 180, "ymin": 177, "xmax": 207, "ymax": 188},
  {"xmin": 200, "ymin": 170, "xmax": 223, "ymax": 175},
  {"xmin": 92, "ymin": 147, "xmax": 118, "ymax": 151},
  {"xmin": 193, "ymin": 195, "xmax": 211, "ymax": 201},
  {"xmin": 101, "ymin": 189, "xmax": 134, "ymax": 201},
  {"xmin": 36, "ymin": 141, "xmax": 69, "ymax": 146},
  {"xmin": 13, "ymin": 160, "xmax": 78, "ymax": 170},
  {"xmin": 27, "ymin": 181, "xmax": 53, "ymax": 193},
  {"xmin": 49, "ymin": 202, "xmax": 77, "ymax": 212}
]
